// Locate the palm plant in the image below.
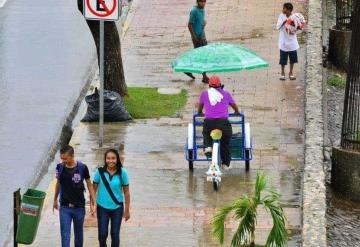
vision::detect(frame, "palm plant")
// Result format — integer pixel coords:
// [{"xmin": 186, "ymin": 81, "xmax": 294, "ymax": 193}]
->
[{"xmin": 212, "ymin": 172, "xmax": 287, "ymax": 247}]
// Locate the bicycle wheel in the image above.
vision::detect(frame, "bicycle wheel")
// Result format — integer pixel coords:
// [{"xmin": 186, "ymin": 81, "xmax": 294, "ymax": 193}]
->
[
  {"xmin": 213, "ymin": 180, "xmax": 219, "ymax": 191},
  {"xmin": 188, "ymin": 149, "xmax": 194, "ymax": 171}
]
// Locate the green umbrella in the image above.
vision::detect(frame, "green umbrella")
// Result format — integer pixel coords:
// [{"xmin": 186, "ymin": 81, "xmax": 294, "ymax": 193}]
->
[{"xmin": 171, "ymin": 43, "xmax": 269, "ymax": 74}]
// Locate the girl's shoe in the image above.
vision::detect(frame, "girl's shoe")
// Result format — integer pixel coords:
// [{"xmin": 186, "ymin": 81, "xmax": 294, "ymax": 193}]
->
[
  {"xmin": 289, "ymin": 75, "xmax": 296, "ymax": 80},
  {"xmin": 280, "ymin": 75, "xmax": 286, "ymax": 80}
]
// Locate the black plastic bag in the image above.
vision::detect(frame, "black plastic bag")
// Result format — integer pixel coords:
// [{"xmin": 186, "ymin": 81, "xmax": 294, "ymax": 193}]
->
[{"xmin": 82, "ymin": 88, "xmax": 132, "ymax": 122}]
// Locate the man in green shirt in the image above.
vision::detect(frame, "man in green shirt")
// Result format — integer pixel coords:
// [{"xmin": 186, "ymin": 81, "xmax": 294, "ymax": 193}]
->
[{"xmin": 185, "ymin": 0, "xmax": 209, "ymax": 83}]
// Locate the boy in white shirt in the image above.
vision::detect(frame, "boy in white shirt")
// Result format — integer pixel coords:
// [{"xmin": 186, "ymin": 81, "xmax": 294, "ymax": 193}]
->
[{"xmin": 276, "ymin": 2, "xmax": 299, "ymax": 80}]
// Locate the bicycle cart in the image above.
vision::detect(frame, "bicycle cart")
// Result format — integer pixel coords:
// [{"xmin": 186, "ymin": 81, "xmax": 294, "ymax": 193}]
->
[{"xmin": 185, "ymin": 113, "xmax": 253, "ymax": 191}]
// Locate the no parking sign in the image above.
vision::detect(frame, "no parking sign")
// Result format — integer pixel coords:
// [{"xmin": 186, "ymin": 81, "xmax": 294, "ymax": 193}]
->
[{"xmin": 84, "ymin": 0, "xmax": 120, "ymax": 21}]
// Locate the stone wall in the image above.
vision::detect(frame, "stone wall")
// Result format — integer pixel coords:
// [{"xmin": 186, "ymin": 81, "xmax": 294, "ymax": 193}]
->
[
  {"xmin": 302, "ymin": 0, "xmax": 327, "ymax": 246},
  {"xmin": 328, "ymin": 28, "xmax": 352, "ymax": 71},
  {"xmin": 332, "ymin": 148, "xmax": 360, "ymax": 201}
]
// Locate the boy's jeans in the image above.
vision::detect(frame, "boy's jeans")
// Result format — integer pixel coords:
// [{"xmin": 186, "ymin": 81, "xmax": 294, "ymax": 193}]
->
[
  {"xmin": 97, "ymin": 204, "xmax": 124, "ymax": 247},
  {"xmin": 59, "ymin": 206, "xmax": 85, "ymax": 247}
]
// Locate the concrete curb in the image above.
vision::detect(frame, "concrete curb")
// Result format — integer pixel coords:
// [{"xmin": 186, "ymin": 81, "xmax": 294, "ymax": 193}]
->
[{"xmin": 302, "ymin": 0, "xmax": 327, "ymax": 246}]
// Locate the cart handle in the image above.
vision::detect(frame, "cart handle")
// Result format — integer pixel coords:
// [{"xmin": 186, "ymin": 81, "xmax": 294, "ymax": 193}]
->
[{"xmin": 193, "ymin": 112, "xmax": 245, "ymax": 118}]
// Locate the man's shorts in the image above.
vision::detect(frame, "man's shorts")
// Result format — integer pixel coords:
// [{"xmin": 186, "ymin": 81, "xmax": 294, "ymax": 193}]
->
[{"xmin": 279, "ymin": 50, "xmax": 298, "ymax": 65}]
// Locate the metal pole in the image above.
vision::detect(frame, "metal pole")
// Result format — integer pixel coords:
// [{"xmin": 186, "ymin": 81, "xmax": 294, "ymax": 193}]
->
[
  {"xmin": 99, "ymin": 20, "xmax": 105, "ymax": 147},
  {"xmin": 13, "ymin": 189, "xmax": 20, "ymax": 247}
]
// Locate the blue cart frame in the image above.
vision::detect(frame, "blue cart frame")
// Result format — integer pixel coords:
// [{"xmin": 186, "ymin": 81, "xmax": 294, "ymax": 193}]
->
[{"xmin": 185, "ymin": 113, "xmax": 253, "ymax": 171}]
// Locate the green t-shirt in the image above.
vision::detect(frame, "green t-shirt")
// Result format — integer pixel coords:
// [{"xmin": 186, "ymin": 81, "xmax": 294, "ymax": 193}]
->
[{"xmin": 189, "ymin": 6, "xmax": 205, "ymax": 39}]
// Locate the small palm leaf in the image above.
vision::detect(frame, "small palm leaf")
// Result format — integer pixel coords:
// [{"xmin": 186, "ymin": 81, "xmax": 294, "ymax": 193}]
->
[
  {"xmin": 212, "ymin": 202, "xmax": 238, "ymax": 245},
  {"xmin": 231, "ymin": 201, "xmax": 256, "ymax": 247},
  {"xmin": 212, "ymin": 196, "xmax": 255, "ymax": 246},
  {"xmin": 232, "ymin": 196, "xmax": 255, "ymax": 245},
  {"xmin": 262, "ymin": 190, "xmax": 288, "ymax": 247},
  {"xmin": 255, "ymin": 172, "xmax": 267, "ymax": 201}
]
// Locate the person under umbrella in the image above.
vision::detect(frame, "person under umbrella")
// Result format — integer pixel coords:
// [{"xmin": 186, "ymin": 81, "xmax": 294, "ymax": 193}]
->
[{"xmin": 198, "ymin": 76, "xmax": 240, "ymax": 168}]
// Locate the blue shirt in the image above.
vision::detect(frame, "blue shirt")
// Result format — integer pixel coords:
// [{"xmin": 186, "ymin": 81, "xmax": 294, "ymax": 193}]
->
[
  {"xmin": 93, "ymin": 167, "xmax": 130, "ymax": 210},
  {"xmin": 189, "ymin": 6, "xmax": 205, "ymax": 39}
]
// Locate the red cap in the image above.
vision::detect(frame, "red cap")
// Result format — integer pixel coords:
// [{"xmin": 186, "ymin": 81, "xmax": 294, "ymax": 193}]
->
[{"xmin": 209, "ymin": 75, "xmax": 221, "ymax": 87}]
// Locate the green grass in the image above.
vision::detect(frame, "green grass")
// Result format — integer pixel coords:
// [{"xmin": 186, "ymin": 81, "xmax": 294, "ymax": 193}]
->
[
  {"xmin": 327, "ymin": 74, "xmax": 346, "ymax": 88},
  {"xmin": 124, "ymin": 87, "xmax": 187, "ymax": 119}
]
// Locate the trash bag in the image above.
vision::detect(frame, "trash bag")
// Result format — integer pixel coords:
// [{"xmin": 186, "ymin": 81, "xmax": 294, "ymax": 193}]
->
[{"xmin": 82, "ymin": 88, "xmax": 132, "ymax": 122}]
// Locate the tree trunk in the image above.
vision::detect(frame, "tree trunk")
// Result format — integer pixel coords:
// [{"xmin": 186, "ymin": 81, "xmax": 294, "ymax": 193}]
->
[{"xmin": 77, "ymin": 1, "xmax": 127, "ymax": 97}]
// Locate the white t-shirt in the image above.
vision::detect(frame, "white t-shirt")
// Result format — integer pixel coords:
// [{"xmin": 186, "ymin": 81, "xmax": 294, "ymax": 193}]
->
[{"xmin": 276, "ymin": 13, "xmax": 299, "ymax": 52}]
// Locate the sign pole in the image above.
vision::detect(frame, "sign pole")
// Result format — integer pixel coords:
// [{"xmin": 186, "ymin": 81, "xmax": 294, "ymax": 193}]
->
[
  {"xmin": 99, "ymin": 20, "xmax": 104, "ymax": 147},
  {"xmin": 84, "ymin": 0, "xmax": 119, "ymax": 147},
  {"xmin": 13, "ymin": 189, "xmax": 20, "ymax": 247}
]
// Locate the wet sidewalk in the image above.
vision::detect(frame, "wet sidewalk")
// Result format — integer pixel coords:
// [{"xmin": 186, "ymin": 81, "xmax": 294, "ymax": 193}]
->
[{"xmin": 30, "ymin": 0, "xmax": 306, "ymax": 246}]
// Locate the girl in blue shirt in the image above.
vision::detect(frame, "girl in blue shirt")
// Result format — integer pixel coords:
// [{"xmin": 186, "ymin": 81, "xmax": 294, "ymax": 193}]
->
[{"xmin": 93, "ymin": 149, "xmax": 130, "ymax": 247}]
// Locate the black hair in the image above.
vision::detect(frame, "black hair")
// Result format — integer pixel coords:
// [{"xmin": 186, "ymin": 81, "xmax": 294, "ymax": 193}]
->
[
  {"xmin": 283, "ymin": 2, "xmax": 293, "ymax": 11},
  {"xmin": 103, "ymin": 149, "xmax": 123, "ymax": 173},
  {"xmin": 60, "ymin": 145, "xmax": 74, "ymax": 156},
  {"xmin": 209, "ymin": 84, "xmax": 222, "ymax": 89}
]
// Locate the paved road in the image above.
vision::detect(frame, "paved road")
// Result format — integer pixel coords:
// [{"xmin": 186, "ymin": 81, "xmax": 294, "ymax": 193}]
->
[{"xmin": 0, "ymin": 0, "xmax": 96, "ymax": 244}]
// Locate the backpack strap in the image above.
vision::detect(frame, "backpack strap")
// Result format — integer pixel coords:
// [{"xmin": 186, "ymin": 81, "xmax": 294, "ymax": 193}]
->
[
  {"xmin": 56, "ymin": 163, "xmax": 64, "ymax": 179},
  {"xmin": 76, "ymin": 161, "xmax": 86, "ymax": 181},
  {"xmin": 98, "ymin": 168, "xmax": 122, "ymax": 206}
]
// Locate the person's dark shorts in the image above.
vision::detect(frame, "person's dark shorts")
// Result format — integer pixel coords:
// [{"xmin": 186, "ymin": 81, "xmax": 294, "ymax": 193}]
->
[
  {"xmin": 193, "ymin": 38, "xmax": 207, "ymax": 48},
  {"xmin": 279, "ymin": 50, "xmax": 298, "ymax": 65}
]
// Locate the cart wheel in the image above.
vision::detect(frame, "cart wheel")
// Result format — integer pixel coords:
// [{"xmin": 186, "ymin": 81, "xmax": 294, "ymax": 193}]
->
[
  {"xmin": 245, "ymin": 160, "xmax": 250, "ymax": 172},
  {"xmin": 245, "ymin": 149, "xmax": 250, "ymax": 172},
  {"xmin": 213, "ymin": 180, "xmax": 219, "ymax": 191},
  {"xmin": 188, "ymin": 150, "xmax": 194, "ymax": 171}
]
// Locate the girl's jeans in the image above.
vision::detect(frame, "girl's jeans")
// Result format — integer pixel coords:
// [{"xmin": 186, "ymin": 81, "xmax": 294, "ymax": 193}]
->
[{"xmin": 97, "ymin": 204, "xmax": 124, "ymax": 247}]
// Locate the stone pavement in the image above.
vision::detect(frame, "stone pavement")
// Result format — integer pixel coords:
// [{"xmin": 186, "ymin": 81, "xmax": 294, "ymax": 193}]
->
[{"xmin": 30, "ymin": 0, "xmax": 307, "ymax": 246}]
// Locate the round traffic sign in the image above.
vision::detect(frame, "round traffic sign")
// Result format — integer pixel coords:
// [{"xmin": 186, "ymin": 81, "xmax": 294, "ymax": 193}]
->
[{"xmin": 86, "ymin": 0, "xmax": 117, "ymax": 17}]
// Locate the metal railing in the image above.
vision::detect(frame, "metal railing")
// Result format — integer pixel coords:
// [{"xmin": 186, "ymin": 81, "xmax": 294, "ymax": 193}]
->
[
  {"xmin": 341, "ymin": 0, "xmax": 360, "ymax": 150},
  {"xmin": 336, "ymin": 0, "xmax": 353, "ymax": 29}
]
